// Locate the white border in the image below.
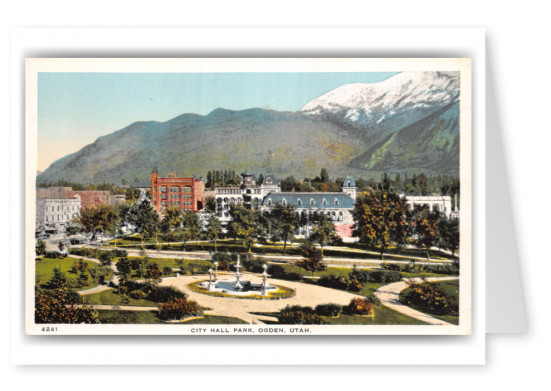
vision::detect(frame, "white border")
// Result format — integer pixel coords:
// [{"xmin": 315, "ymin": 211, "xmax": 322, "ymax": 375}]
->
[{"xmin": 10, "ymin": 28, "xmax": 485, "ymax": 365}]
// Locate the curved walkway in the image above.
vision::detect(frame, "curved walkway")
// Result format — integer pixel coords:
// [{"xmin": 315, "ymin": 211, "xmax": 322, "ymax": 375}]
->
[
  {"xmin": 159, "ymin": 274, "xmax": 363, "ymax": 324},
  {"xmin": 374, "ymin": 277, "xmax": 459, "ymax": 326},
  {"xmin": 68, "ymin": 255, "xmax": 119, "ymax": 295}
]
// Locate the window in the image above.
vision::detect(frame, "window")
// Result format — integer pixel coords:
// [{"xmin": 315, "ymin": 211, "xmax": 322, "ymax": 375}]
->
[
  {"xmin": 310, "ymin": 199, "xmax": 315, "ymax": 206},
  {"xmin": 334, "ymin": 198, "xmax": 339, "ymax": 206},
  {"xmin": 160, "ymin": 186, "xmax": 167, "ymax": 193},
  {"xmin": 322, "ymin": 199, "xmax": 327, "ymax": 206},
  {"xmin": 297, "ymin": 199, "xmax": 302, "ymax": 206},
  {"xmin": 282, "ymin": 199, "xmax": 286, "ymax": 205},
  {"xmin": 267, "ymin": 199, "xmax": 272, "ymax": 206}
]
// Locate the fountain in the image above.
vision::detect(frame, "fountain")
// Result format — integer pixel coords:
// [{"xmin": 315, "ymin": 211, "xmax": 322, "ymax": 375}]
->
[{"xmin": 198, "ymin": 255, "xmax": 278, "ymax": 297}]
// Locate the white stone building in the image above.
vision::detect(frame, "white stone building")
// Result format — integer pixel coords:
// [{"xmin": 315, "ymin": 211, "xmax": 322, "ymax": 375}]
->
[
  {"xmin": 36, "ymin": 194, "xmax": 81, "ymax": 235},
  {"xmin": 404, "ymin": 194, "xmax": 456, "ymax": 219},
  {"xmin": 214, "ymin": 173, "xmax": 279, "ymax": 224}
]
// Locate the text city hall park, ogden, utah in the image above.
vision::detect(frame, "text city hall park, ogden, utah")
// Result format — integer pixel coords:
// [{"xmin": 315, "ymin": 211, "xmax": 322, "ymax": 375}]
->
[{"xmin": 29, "ymin": 66, "xmax": 469, "ymax": 335}]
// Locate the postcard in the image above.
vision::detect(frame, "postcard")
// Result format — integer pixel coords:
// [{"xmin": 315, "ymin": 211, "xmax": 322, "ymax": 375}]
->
[{"xmin": 25, "ymin": 57, "xmax": 472, "ymax": 335}]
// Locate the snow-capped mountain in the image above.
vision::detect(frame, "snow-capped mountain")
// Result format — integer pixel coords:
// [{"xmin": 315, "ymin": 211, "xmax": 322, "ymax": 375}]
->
[{"xmin": 301, "ymin": 71, "xmax": 459, "ymax": 137}]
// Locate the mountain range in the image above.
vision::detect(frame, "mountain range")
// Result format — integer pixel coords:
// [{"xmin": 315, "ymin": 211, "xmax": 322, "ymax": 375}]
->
[{"xmin": 37, "ymin": 71, "xmax": 461, "ymax": 186}]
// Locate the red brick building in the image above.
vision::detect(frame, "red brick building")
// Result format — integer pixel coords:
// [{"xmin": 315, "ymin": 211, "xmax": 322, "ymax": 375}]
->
[{"xmin": 150, "ymin": 167, "xmax": 205, "ymax": 213}]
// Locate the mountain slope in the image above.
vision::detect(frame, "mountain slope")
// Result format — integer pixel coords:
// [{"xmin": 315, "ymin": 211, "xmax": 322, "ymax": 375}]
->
[
  {"xmin": 37, "ymin": 108, "xmax": 369, "ymax": 185},
  {"xmin": 38, "ymin": 71, "xmax": 462, "ymax": 186}
]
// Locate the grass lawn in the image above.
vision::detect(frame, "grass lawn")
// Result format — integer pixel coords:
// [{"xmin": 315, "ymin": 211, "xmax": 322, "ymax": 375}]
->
[
  {"xmin": 323, "ymin": 307, "xmax": 428, "ymax": 325},
  {"xmin": 97, "ymin": 310, "xmax": 162, "ymax": 324},
  {"xmin": 256, "ymin": 306, "xmax": 427, "ymax": 325},
  {"xmin": 180, "ymin": 315, "xmax": 248, "ymax": 324},
  {"xmin": 278, "ymin": 264, "xmax": 353, "ymax": 278},
  {"xmin": 82, "ymin": 289, "xmax": 158, "ymax": 307},
  {"xmin": 35, "ymin": 257, "xmax": 112, "ymax": 291},
  {"xmin": 96, "ymin": 310, "xmax": 247, "ymax": 324},
  {"xmin": 399, "ymin": 279, "xmax": 459, "ymax": 325}
]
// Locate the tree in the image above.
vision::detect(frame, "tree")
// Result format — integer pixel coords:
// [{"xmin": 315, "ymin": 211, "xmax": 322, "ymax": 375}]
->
[
  {"xmin": 160, "ymin": 205, "xmax": 182, "ymax": 237},
  {"xmin": 352, "ymin": 190, "xmax": 409, "ymax": 260},
  {"xmin": 35, "ymin": 287, "xmax": 99, "ymax": 324},
  {"xmin": 438, "ymin": 218, "xmax": 460, "ymax": 259},
  {"xmin": 177, "ymin": 210, "xmax": 201, "ymax": 250},
  {"xmin": 320, "ymin": 168, "xmax": 329, "ymax": 183},
  {"xmin": 309, "ymin": 214, "xmax": 338, "ymax": 256},
  {"xmin": 127, "ymin": 200, "xmax": 160, "ymax": 245},
  {"xmin": 227, "ymin": 203, "xmax": 258, "ymax": 253},
  {"xmin": 145, "ymin": 261, "xmax": 162, "ymax": 283},
  {"xmin": 270, "ymin": 203, "xmax": 299, "ymax": 254},
  {"xmin": 116, "ymin": 257, "xmax": 132, "ymax": 286},
  {"xmin": 76, "ymin": 204, "xmax": 120, "ymax": 241},
  {"xmin": 205, "ymin": 214, "xmax": 222, "ymax": 251},
  {"xmin": 205, "ymin": 196, "xmax": 216, "ymax": 213},
  {"xmin": 295, "ymin": 240, "xmax": 327, "ymax": 275},
  {"xmin": 35, "ymin": 240, "xmax": 46, "ymax": 256},
  {"xmin": 413, "ymin": 209, "xmax": 441, "ymax": 260},
  {"xmin": 46, "ymin": 267, "xmax": 67, "ymax": 289}
]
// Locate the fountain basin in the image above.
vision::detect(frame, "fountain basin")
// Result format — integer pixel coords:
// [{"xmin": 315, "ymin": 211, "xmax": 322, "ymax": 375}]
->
[{"xmin": 198, "ymin": 278, "xmax": 278, "ymax": 296}]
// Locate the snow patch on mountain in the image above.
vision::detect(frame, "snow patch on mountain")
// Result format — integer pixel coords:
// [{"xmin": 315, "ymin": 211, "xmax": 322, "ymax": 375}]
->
[{"xmin": 300, "ymin": 71, "xmax": 459, "ymax": 133}]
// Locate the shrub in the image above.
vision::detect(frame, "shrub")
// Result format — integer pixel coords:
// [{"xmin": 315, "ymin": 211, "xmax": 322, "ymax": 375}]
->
[
  {"xmin": 129, "ymin": 290, "xmax": 147, "ymax": 300},
  {"xmin": 242, "ymin": 257, "xmax": 265, "ymax": 273},
  {"xmin": 146, "ymin": 285, "xmax": 187, "ymax": 303},
  {"xmin": 44, "ymin": 251, "xmax": 66, "ymax": 259},
  {"xmin": 348, "ymin": 279, "xmax": 363, "ymax": 292},
  {"xmin": 98, "ymin": 251, "xmax": 115, "ymax": 264},
  {"xmin": 318, "ymin": 275, "xmax": 351, "ymax": 290},
  {"xmin": 113, "ymin": 249, "xmax": 128, "ymax": 257},
  {"xmin": 363, "ymin": 295, "xmax": 381, "ymax": 306},
  {"xmin": 162, "ymin": 266, "xmax": 173, "ymax": 276},
  {"xmin": 267, "ymin": 265, "xmax": 285, "ymax": 278},
  {"xmin": 278, "ymin": 305, "xmax": 325, "ymax": 325},
  {"xmin": 211, "ymin": 252, "xmax": 237, "ymax": 271},
  {"xmin": 348, "ymin": 268, "xmax": 369, "ymax": 283},
  {"xmin": 347, "ymin": 297, "xmax": 373, "ymax": 316},
  {"xmin": 283, "ymin": 272, "xmax": 302, "ymax": 281},
  {"xmin": 403, "ymin": 280, "xmax": 459, "ymax": 315},
  {"xmin": 314, "ymin": 303, "xmax": 343, "ymax": 317},
  {"xmin": 364, "ymin": 270, "xmax": 402, "ymax": 283},
  {"xmin": 158, "ymin": 298, "xmax": 202, "ymax": 320}
]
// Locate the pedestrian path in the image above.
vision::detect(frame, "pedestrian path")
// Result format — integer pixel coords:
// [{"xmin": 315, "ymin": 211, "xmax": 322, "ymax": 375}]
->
[{"xmin": 374, "ymin": 277, "xmax": 459, "ymax": 326}]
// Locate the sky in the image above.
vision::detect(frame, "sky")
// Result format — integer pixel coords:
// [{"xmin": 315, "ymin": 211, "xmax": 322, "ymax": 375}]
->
[{"xmin": 37, "ymin": 72, "xmax": 398, "ymax": 171}]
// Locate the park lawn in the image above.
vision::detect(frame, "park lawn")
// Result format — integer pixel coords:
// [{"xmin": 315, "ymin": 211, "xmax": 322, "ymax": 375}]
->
[
  {"xmin": 323, "ymin": 306, "xmax": 428, "ymax": 325},
  {"xmin": 278, "ymin": 263, "xmax": 353, "ymax": 278},
  {"xmin": 399, "ymin": 279, "xmax": 459, "ymax": 325},
  {"xmin": 82, "ymin": 289, "xmax": 158, "ymax": 307},
  {"xmin": 180, "ymin": 315, "xmax": 248, "ymax": 324},
  {"xmin": 96, "ymin": 310, "xmax": 247, "ymax": 324},
  {"xmin": 35, "ymin": 257, "xmax": 112, "ymax": 291},
  {"xmin": 258, "ymin": 306, "xmax": 427, "ymax": 325},
  {"xmin": 97, "ymin": 310, "xmax": 162, "ymax": 324}
]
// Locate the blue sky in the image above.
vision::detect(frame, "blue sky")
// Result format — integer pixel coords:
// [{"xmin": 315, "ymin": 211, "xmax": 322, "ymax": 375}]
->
[{"xmin": 37, "ymin": 71, "xmax": 398, "ymax": 171}]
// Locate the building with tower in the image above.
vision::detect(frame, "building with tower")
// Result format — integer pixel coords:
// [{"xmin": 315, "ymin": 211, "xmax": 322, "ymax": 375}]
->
[{"xmin": 150, "ymin": 167, "xmax": 205, "ymax": 214}]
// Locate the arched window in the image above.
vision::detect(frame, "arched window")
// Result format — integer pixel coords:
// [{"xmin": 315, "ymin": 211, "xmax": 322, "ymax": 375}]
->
[
  {"xmin": 160, "ymin": 186, "xmax": 167, "ymax": 193},
  {"xmin": 282, "ymin": 199, "xmax": 287, "ymax": 205},
  {"xmin": 338, "ymin": 211, "xmax": 343, "ymax": 221},
  {"xmin": 334, "ymin": 198, "xmax": 339, "ymax": 206},
  {"xmin": 347, "ymin": 181, "xmax": 351, "ymax": 187},
  {"xmin": 310, "ymin": 199, "xmax": 315, "ymax": 206},
  {"xmin": 322, "ymin": 198, "xmax": 327, "ymax": 206},
  {"xmin": 267, "ymin": 199, "xmax": 272, "ymax": 206},
  {"xmin": 297, "ymin": 199, "xmax": 302, "ymax": 206}
]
